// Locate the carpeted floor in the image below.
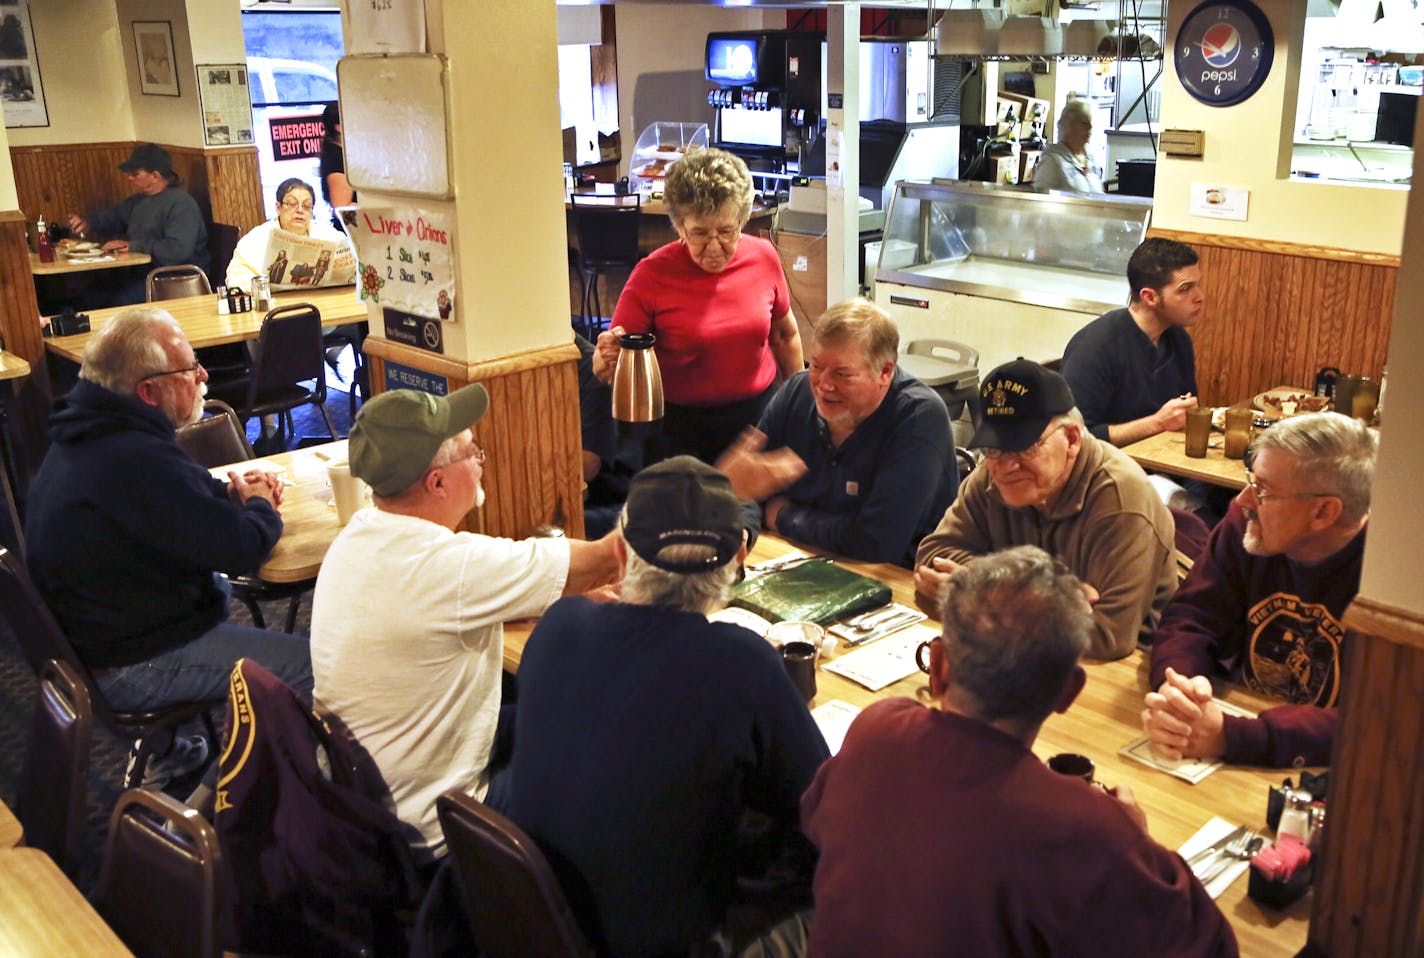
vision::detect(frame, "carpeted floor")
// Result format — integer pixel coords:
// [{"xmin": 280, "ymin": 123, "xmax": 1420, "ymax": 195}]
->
[{"xmin": 0, "ymin": 359, "xmax": 355, "ymax": 896}]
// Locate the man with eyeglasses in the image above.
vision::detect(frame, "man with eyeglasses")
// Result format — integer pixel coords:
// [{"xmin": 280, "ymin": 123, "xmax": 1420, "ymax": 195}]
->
[
  {"xmin": 914, "ymin": 359, "xmax": 1176, "ymax": 660},
  {"xmin": 716, "ymin": 298, "xmax": 957, "ymax": 566},
  {"xmin": 26, "ymin": 308, "xmax": 308, "ymax": 788},
  {"xmin": 1142, "ymin": 413, "xmax": 1375, "ymax": 768},
  {"xmin": 309, "ymin": 385, "xmax": 621, "ymax": 861}
]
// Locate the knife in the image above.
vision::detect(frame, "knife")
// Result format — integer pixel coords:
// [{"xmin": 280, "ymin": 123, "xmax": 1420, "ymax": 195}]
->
[{"xmin": 1184, "ymin": 824, "xmax": 1247, "ymax": 868}]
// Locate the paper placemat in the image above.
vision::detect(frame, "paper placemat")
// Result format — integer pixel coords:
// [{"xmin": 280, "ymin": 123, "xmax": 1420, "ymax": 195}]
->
[
  {"xmin": 1120, "ymin": 698, "xmax": 1257, "ymax": 784},
  {"xmin": 823, "ymin": 624, "xmax": 936, "ymax": 691},
  {"xmin": 811, "ymin": 700, "xmax": 862, "ymax": 755}
]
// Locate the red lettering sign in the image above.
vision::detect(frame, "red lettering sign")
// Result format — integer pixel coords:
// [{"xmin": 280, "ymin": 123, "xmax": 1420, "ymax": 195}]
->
[{"xmin": 268, "ymin": 113, "xmax": 326, "ymax": 162}]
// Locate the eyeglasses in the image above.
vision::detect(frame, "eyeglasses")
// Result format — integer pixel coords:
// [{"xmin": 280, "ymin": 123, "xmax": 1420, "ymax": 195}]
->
[
  {"xmin": 1243, "ymin": 471, "xmax": 1330, "ymax": 504},
  {"xmin": 683, "ymin": 226, "xmax": 741, "ymax": 247},
  {"xmin": 279, "ymin": 199, "xmax": 315, "ymax": 213},
  {"xmin": 440, "ymin": 440, "xmax": 486, "ymax": 468},
  {"xmin": 138, "ymin": 361, "xmax": 203, "ymax": 383},
  {"xmin": 982, "ymin": 423, "xmax": 1068, "ymax": 463}
]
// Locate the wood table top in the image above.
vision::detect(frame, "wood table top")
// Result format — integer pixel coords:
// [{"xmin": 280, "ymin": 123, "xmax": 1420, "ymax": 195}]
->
[
  {"xmin": 216, "ymin": 440, "xmax": 355, "ymax": 584},
  {"xmin": 30, "ymin": 250, "xmax": 151, "ymax": 276},
  {"xmin": 0, "ymin": 795, "xmax": 21, "ymax": 848},
  {"xmin": 44, "ymin": 286, "xmax": 368, "ymax": 364},
  {"xmin": 1122, "ymin": 428, "xmax": 1248, "ymax": 490},
  {"xmin": 0, "ymin": 351, "xmax": 32, "ymax": 382},
  {"xmin": 502, "ymin": 536, "xmax": 1311, "ymax": 957},
  {"xmin": 0, "ymin": 848, "xmax": 134, "ymax": 956}
]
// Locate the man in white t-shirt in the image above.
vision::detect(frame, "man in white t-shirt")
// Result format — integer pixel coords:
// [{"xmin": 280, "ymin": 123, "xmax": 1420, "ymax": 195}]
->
[{"xmin": 309, "ymin": 384, "xmax": 620, "ymax": 861}]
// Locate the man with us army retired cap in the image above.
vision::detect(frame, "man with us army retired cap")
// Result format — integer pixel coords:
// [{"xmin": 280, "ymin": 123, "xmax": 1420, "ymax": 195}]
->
[
  {"xmin": 915, "ymin": 359, "xmax": 1177, "ymax": 660},
  {"xmin": 502, "ymin": 456, "xmax": 829, "ymax": 957},
  {"xmin": 309, "ymin": 384, "xmax": 620, "ymax": 861}
]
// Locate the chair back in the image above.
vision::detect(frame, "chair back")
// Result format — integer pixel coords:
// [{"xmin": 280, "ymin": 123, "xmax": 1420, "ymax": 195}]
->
[
  {"xmin": 18, "ymin": 658, "xmax": 92, "ymax": 877},
  {"xmin": 246, "ymin": 302, "xmax": 328, "ymax": 411},
  {"xmin": 905, "ymin": 338, "xmax": 980, "ymax": 371},
  {"xmin": 436, "ymin": 789, "xmax": 595, "ymax": 958},
  {"xmin": 1169, "ymin": 505, "xmax": 1211, "ymax": 581},
  {"xmin": 571, "ymin": 193, "xmax": 642, "ymax": 269},
  {"xmin": 97, "ymin": 788, "xmax": 223, "ymax": 958},
  {"xmin": 175, "ymin": 400, "xmax": 255, "ymax": 470},
  {"xmin": 147, "ymin": 265, "xmax": 213, "ymax": 302},
  {"xmin": 207, "ymin": 222, "xmax": 241, "ymax": 289},
  {"xmin": 0, "ymin": 547, "xmax": 95, "ymax": 685}
]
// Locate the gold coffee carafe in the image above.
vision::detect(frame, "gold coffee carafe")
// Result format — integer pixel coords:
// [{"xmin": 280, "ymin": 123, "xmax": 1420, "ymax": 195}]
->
[{"xmin": 611, "ymin": 332, "xmax": 664, "ymax": 423}]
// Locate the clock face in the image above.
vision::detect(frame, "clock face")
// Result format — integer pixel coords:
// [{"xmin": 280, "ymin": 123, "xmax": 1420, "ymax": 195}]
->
[{"xmin": 1174, "ymin": 0, "xmax": 1275, "ymax": 107}]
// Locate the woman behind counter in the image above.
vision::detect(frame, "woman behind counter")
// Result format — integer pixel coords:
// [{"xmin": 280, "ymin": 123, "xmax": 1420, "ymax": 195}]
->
[
  {"xmin": 1032, "ymin": 97, "xmax": 1105, "ymax": 194},
  {"xmin": 594, "ymin": 147, "xmax": 802, "ymax": 465}
]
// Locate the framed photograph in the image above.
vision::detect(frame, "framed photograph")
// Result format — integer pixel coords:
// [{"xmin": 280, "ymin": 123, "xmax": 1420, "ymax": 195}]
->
[
  {"xmin": 1, "ymin": 0, "xmax": 48, "ymax": 127},
  {"xmin": 133, "ymin": 20, "xmax": 180, "ymax": 97}
]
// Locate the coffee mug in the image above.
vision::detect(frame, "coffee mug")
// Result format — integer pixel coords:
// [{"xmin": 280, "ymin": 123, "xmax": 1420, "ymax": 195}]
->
[
  {"xmin": 781, "ymin": 640, "xmax": 818, "ymax": 703},
  {"xmin": 915, "ymin": 639, "xmax": 936, "ymax": 674},
  {"xmin": 767, "ymin": 620, "xmax": 825, "ymax": 649},
  {"xmin": 327, "ymin": 460, "xmax": 367, "ymax": 526},
  {"xmin": 1046, "ymin": 752, "xmax": 1095, "ymax": 783}
]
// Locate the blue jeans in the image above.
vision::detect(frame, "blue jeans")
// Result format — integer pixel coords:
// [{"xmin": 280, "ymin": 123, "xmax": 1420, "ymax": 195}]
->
[{"xmin": 96, "ymin": 619, "xmax": 313, "ymax": 713}]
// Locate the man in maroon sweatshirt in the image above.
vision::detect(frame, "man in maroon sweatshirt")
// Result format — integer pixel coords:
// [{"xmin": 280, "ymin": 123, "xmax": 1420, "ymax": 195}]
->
[{"xmin": 1143, "ymin": 413, "xmax": 1375, "ymax": 768}]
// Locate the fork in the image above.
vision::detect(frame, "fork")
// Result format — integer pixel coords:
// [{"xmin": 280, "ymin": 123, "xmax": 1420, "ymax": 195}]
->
[{"xmin": 1197, "ymin": 831, "xmax": 1265, "ymax": 885}]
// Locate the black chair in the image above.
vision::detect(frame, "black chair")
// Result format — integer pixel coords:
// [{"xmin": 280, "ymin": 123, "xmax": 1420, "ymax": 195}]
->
[
  {"xmin": 209, "ymin": 302, "xmax": 338, "ymax": 450},
  {"xmin": 570, "ymin": 192, "xmax": 642, "ymax": 340},
  {"xmin": 0, "ymin": 547, "xmax": 221, "ymax": 789},
  {"xmin": 436, "ymin": 789, "xmax": 595, "ymax": 958},
  {"xmin": 96, "ymin": 787, "xmax": 223, "ymax": 958},
  {"xmin": 17, "ymin": 658, "xmax": 92, "ymax": 878},
  {"xmin": 206, "ymin": 222, "xmax": 241, "ymax": 290},
  {"xmin": 175, "ymin": 399, "xmax": 313, "ymax": 633}
]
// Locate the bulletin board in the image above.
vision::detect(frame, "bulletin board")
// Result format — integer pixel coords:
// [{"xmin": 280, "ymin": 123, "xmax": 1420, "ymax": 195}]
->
[
  {"xmin": 336, "ymin": 53, "xmax": 450, "ymax": 199},
  {"xmin": 196, "ymin": 63, "xmax": 255, "ymax": 147}
]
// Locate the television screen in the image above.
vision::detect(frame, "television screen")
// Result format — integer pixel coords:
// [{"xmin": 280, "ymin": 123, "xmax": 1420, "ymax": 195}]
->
[{"xmin": 707, "ymin": 36, "xmax": 759, "ymax": 85}]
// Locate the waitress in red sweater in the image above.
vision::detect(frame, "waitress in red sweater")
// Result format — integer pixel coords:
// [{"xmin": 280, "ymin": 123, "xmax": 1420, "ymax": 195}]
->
[{"xmin": 594, "ymin": 147, "xmax": 802, "ymax": 464}]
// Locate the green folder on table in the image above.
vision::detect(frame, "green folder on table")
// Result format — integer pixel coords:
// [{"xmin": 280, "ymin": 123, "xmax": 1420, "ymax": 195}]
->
[{"xmin": 731, "ymin": 559, "xmax": 892, "ymax": 625}]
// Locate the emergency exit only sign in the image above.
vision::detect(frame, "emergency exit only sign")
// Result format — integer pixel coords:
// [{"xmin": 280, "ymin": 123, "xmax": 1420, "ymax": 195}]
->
[{"xmin": 269, "ymin": 114, "xmax": 326, "ymax": 161}]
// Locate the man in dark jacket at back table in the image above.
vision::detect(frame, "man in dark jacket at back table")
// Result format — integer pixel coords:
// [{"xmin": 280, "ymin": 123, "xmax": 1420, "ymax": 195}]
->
[
  {"xmin": 68, "ymin": 143, "xmax": 210, "ymax": 305},
  {"xmin": 24, "ymin": 307, "xmax": 311, "ymax": 785}
]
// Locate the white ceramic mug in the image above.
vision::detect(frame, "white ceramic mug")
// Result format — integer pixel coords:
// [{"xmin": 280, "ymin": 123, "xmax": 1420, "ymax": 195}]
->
[{"xmin": 327, "ymin": 460, "xmax": 367, "ymax": 526}]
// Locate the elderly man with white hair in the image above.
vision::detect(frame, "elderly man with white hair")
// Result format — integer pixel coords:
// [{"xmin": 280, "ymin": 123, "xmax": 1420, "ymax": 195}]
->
[
  {"xmin": 1143, "ymin": 413, "xmax": 1376, "ymax": 768},
  {"xmin": 1032, "ymin": 97, "xmax": 1104, "ymax": 194},
  {"xmin": 25, "ymin": 307, "xmax": 306, "ymax": 786}
]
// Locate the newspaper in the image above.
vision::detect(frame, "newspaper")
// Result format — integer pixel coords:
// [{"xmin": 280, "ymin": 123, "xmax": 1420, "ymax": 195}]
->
[{"xmin": 260, "ymin": 228, "xmax": 357, "ymax": 291}]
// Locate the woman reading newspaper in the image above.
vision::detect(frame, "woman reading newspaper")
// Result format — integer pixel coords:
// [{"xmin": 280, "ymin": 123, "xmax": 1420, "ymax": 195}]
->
[{"xmin": 227, "ymin": 177, "xmax": 357, "ymax": 291}]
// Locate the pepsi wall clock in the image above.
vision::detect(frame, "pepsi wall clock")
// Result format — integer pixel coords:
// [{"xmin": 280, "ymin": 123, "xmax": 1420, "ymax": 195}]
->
[{"xmin": 1174, "ymin": 0, "xmax": 1275, "ymax": 107}]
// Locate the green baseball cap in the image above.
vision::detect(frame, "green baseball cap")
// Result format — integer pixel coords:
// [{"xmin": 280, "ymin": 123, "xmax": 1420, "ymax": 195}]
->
[{"xmin": 349, "ymin": 384, "xmax": 489, "ymax": 497}]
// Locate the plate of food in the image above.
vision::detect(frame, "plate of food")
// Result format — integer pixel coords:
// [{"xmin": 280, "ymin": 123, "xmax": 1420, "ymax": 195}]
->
[{"xmin": 1252, "ymin": 387, "xmax": 1331, "ymax": 420}]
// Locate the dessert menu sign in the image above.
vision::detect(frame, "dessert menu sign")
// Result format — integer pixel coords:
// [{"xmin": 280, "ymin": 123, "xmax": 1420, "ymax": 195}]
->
[{"xmin": 341, "ymin": 206, "xmax": 455, "ymax": 322}]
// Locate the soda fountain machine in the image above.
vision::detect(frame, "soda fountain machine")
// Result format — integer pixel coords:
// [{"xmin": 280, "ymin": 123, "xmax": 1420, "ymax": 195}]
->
[{"xmin": 705, "ymin": 30, "xmax": 822, "ymax": 176}]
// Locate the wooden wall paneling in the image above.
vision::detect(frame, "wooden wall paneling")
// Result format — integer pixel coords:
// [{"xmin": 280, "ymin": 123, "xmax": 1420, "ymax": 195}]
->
[
  {"xmin": 204, "ymin": 148, "xmax": 265, "ymax": 232},
  {"xmin": 0, "ymin": 212, "xmax": 54, "ymax": 480},
  {"xmin": 1152, "ymin": 230, "xmax": 1396, "ymax": 407},
  {"xmin": 1308, "ymin": 603, "xmax": 1424, "ymax": 958}
]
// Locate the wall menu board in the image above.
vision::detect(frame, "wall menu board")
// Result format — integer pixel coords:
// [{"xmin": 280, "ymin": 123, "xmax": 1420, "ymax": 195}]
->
[
  {"xmin": 1, "ymin": 0, "xmax": 48, "ymax": 128},
  {"xmin": 341, "ymin": 204, "xmax": 456, "ymax": 322},
  {"xmin": 337, "ymin": 54, "xmax": 450, "ymax": 198},
  {"xmin": 196, "ymin": 63, "xmax": 255, "ymax": 147}
]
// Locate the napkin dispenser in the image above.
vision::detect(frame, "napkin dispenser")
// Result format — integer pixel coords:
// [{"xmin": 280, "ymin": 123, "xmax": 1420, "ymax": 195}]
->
[{"xmin": 43, "ymin": 308, "xmax": 91, "ymax": 337}]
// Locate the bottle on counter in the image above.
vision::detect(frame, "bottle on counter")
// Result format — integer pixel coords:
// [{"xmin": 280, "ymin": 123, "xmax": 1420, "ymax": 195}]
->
[{"xmin": 36, "ymin": 214, "xmax": 54, "ymax": 264}]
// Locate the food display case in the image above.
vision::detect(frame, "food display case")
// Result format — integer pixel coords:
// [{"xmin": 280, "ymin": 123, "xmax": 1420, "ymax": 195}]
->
[
  {"xmin": 872, "ymin": 180, "xmax": 1152, "ymax": 373},
  {"xmin": 628, "ymin": 122, "xmax": 710, "ymax": 194}
]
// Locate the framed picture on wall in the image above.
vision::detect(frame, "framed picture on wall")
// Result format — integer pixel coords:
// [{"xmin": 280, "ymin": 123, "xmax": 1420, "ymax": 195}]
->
[
  {"xmin": 1, "ymin": 0, "xmax": 50, "ymax": 128},
  {"xmin": 133, "ymin": 20, "xmax": 180, "ymax": 97}
]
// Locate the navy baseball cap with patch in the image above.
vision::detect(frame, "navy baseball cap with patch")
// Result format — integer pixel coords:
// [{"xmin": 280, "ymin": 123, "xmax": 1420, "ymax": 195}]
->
[
  {"xmin": 119, "ymin": 143, "xmax": 175, "ymax": 175},
  {"xmin": 622, "ymin": 456, "xmax": 744, "ymax": 573},
  {"xmin": 970, "ymin": 358, "xmax": 1076, "ymax": 452}
]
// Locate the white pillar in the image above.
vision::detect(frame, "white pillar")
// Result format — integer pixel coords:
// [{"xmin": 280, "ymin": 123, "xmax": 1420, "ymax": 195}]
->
[{"xmin": 825, "ymin": 5, "xmax": 860, "ymax": 304}]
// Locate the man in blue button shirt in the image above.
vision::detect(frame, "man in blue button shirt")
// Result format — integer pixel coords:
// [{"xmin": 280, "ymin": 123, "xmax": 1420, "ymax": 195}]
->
[{"xmin": 718, "ymin": 298, "xmax": 957, "ymax": 566}]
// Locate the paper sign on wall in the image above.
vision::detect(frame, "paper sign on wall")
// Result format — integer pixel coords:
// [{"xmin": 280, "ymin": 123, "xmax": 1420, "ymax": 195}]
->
[
  {"xmin": 1189, "ymin": 183, "xmax": 1250, "ymax": 222},
  {"xmin": 341, "ymin": 206, "xmax": 455, "ymax": 321},
  {"xmin": 347, "ymin": 0, "xmax": 425, "ymax": 54}
]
